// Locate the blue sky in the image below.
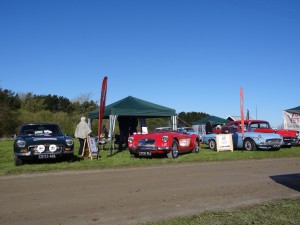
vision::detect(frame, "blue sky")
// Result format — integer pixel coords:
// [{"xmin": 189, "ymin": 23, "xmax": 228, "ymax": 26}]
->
[{"xmin": 1, "ymin": 0, "xmax": 299, "ymax": 128}]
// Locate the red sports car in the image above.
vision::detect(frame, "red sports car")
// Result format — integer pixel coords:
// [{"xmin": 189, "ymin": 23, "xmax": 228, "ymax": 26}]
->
[{"xmin": 128, "ymin": 130, "xmax": 200, "ymax": 158}]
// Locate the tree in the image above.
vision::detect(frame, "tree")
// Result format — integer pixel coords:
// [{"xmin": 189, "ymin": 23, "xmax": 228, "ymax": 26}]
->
[
  {"xmin": 72, "ymin": 93, "xmax": 98, "ymax": 116},
  {"xmin": 177, "ymin": 111, "xmax": 209, "ymax": 127},
  {"xmin": 0, "ymin": 89, "xmax": 21, "ymax": 137}
]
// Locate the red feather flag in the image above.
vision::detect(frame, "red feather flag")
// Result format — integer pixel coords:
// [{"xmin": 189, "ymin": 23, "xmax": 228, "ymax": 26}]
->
[{"xmin": 98, "ymin": 76, "xmax": 108, "ymax": 140}]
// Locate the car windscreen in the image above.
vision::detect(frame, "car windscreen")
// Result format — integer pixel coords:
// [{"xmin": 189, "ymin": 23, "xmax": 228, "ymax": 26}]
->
[{"xmin": 20, "ymin": 125, "xmax": 63, "ymax": 136}]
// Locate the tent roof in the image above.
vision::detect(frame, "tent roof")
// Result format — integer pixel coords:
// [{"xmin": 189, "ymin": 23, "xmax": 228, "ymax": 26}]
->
[
  {"xmin": 192, "ymin": 115, "xmax": 229, "ymax": 125},
  {"xmin": 88, "ymin": 96, "xmax": 176, "ymax": 119},
  {"xmin": 285, "ymin": 106, "xmax": 300, "ymax": 114}
]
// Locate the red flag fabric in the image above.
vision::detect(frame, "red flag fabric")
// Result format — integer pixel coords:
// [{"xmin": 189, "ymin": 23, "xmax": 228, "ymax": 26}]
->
[
  {"xmin": 98, "ymin": 76, "xmax": 108, "ymax": 140},
  {"xmin": 240, "ymin": 87, "xmax": 244, "ymax": 137}
]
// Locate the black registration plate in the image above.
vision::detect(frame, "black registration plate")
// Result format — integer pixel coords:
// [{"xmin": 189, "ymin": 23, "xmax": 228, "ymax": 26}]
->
[
  {"xmin": 38, "ymin": 154, "xmax": 56, "ymax": 159},
  {"xmin": 138, "ymin": 151, "xmax": 152, "ymax": 156}
]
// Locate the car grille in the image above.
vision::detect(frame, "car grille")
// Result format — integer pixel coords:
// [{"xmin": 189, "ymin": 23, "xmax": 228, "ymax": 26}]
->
[
  {"xmin": 282, "ymin": 137, "xmax": 296, "ymax": 143},
  {"xmin": 266, "ymin": 139, "xmax": 282, "ymax": 145},
  {"xmin": 138, "ymin": 139, "xmax": 156, "ymax": 150}
]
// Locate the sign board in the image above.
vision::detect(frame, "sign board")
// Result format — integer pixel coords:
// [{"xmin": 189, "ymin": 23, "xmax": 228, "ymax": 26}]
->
[
  {"xmin": 142, "ymin": 127, "xmax": 148, "ymax": 134},
  {"xmin": 216, "ymin": 134, "xmax": 233, "ymax": 152},
  {"xmin": 88, "ymin": 137, "xmax": 99, "ymax": 158},
  {"xmin": 283, "ymin": 111, "xmax": 300, "ymax": 132},
  {"xmin": 82, "ymin": 137, "xmax": 99, "ymax": 159}
]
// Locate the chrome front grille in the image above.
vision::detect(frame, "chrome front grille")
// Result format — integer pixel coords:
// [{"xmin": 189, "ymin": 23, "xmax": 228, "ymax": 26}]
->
[
  {"xmin": 138, "ymin": 139, "xmax": 156, "ymax": 149},
  {"xmin": 266, "ymin": 139, "xmax": 282, "ymax": 145}
]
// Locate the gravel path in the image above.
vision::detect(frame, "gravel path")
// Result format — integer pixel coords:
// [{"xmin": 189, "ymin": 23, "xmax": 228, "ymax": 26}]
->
[{"xmin": 0, "ymin": 158, "xmax": 299, "ymax": 225}]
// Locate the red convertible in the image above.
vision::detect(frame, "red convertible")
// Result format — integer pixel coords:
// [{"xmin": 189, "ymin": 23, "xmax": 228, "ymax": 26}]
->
[{"xmin": 128, "ymin": 129, "xmax": 200, "ymax": 158}]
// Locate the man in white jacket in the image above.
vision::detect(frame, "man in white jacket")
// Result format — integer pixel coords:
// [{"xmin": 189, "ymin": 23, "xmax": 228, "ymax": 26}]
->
[{"xmin": 74, "ymin": 117, "xmax": 92, "ymax": 156}]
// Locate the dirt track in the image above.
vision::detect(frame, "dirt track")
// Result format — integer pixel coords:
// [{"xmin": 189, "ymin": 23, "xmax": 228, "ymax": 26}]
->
[{"xmin": 0, "ymin": 158, "xmax": 299, "ymax": 225}]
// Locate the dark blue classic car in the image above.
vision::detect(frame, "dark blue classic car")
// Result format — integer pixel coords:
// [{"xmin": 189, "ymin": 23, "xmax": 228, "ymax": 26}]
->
[{"xmin": 13, "ymin": 123, "xmax": 74, "ymax": 166}]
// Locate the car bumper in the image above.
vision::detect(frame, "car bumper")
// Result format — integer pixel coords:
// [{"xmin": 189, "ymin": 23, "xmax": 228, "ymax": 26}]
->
[{"xmin": 129, "ymin": 147, "xmax": 171, "ymax": 156}]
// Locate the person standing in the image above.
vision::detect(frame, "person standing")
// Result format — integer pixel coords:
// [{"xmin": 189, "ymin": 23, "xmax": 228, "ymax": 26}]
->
[
  {"xmin": 205, "ymin": 121, "xmax": 213, "ymax": 134},
  {"xmin": 117, "ymin": 116, "xmax": 130, "ymax": 150},
  {"xmin": 129, "ymin": 116, "xmax": 138, "ymax": 135},
  {"xmin": 74, "ymin": 117, "xmax": 92, "ymax": 156}
]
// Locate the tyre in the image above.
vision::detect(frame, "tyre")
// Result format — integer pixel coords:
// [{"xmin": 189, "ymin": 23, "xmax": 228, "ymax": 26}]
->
[
  {"xmin": 208, "ymin": 140, "xmax": 216, "ymax": 150},
  {"xmin": 167, "ymin": 140, "xmax": 179, "ymax": 158},
  {"xmin": 14, "ymin": 155, "xmax": 24, "ymax": 166},
  {"xmin": 192, "ymin": 140, "xmax": 199, "ymax": 153},
  {"xmin": 243, "ymin": 139, "xmax": 257, "ymax": 151}
]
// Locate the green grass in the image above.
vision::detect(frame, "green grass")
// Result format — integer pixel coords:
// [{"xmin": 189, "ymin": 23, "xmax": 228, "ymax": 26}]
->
[
  {"xmin": 1, "ymin": 139, "xmax": 300, "ymax": 176},
  {"xmin": 139, "ymin": 198, "xmax": 300, "ymax": 225}
]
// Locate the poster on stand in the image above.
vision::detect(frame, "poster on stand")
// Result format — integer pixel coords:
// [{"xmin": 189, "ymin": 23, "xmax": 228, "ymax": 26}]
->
[{"xmin": 216, "ymin": 134, "xmax": 233, "ymax": 152}]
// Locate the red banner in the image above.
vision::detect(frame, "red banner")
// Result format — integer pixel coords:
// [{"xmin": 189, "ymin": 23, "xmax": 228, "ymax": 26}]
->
[
  {"xmin": 98, "ymin": 76, "xmax": 108, "ymax": 140},
  {"xmin": 240, "ymin": 87, "xmax": 244, "ymax": 137}
]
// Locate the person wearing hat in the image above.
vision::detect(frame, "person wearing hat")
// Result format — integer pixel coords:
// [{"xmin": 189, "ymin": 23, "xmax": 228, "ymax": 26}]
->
[{"xmin": 74, "ymin": 117, "xmax": 92, "ymax": 156}]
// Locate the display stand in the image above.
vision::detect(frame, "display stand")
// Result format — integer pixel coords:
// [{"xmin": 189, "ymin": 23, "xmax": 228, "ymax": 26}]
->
[
  {"xmin": 216, "ymin": 134, "xmax": 234, "ymax": 152},
  {"xmin": 82, "ymin": 137, "xmax": 99, "ymax": 159}
]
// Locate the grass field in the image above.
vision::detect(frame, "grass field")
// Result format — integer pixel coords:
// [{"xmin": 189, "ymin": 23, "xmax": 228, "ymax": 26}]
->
[{"xmin": 2, "ymin": 139, "xmax": 300, "ymax": 224}]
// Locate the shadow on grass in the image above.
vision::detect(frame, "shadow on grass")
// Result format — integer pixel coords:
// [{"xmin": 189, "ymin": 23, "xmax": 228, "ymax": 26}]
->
[{"xmin": 270, "ymin": 173, "xmax": 300, "ymax": 192}]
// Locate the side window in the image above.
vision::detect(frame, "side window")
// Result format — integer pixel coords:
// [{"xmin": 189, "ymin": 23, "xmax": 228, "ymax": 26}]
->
[{"xmin": 250, "ymin": 123, "xmax": 258, "ymax": 129}]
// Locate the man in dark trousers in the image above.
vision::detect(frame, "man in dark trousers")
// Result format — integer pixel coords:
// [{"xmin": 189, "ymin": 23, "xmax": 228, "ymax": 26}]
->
[
  {"xmin": 205, "ymin": 121, "xmax": 213, "ymax": 134},
  {"xmin": 118, "ymin": 116, "xmax": 130, "ymax": 150},
  {"xmin": 129, "ymin": 116, "xmax": 138, "ymax": 135}
]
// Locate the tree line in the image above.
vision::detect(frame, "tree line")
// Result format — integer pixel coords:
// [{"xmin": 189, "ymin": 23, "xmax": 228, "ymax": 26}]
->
[{"xmin": 0, "ymin": 88, "xmax": 209, "ymax": 138}]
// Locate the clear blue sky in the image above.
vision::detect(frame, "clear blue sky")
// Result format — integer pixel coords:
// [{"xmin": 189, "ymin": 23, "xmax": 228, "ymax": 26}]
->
[{"xmin": 1, "ymin": 0, "xmax": 299, "ymax": 128}]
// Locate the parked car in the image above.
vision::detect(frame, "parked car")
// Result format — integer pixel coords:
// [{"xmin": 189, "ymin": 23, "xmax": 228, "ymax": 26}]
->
[
  {"xmin": 177, "ymin": 127, "xmax": 203, "ymax": 141},
  {"xmin": 153, "ymin": 127, "xmax": 172, "ymax": 132},
  {"xmin": 203, "ymin": 120, "xmax": 283, "ymax": 151},
  {"xmin": 225, "ymin": 120, "xmax": 298, "ymax": 147},
  {"xmin": 13, "ymin": 123, "xmax": 74, "ymax": 166},
  {"xmin": 128, "ymin": 130, "xmax": 200, "ymax": 158}
]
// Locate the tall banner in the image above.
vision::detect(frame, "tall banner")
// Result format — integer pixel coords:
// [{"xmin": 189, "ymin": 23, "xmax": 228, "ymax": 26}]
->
[
  {"xmin": 240, "ymin": 87, "xmax": 244, "ymax": 137},
  {"xmin": 98, "ymin": 76, "xmax": 108, "ymax": 140}
]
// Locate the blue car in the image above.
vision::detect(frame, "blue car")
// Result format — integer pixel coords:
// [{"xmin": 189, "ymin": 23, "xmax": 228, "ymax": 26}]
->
[
  {"xmin": 203, "ymin": 131, "xmax": 283, "ymax": 151},
  {"xmin": 177, "ymin": 127, "xmax": 203, "ymax": 141}
]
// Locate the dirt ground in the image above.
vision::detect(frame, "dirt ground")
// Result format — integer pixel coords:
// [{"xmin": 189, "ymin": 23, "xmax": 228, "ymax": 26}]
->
[{"xmin": 0, "ymin": 158, "xmax": 299, "ymax": 225}]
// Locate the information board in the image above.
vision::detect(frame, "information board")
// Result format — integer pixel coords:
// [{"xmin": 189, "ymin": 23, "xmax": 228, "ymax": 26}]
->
[
  {"xmin": 216, "ymin": 134, "xmax": 233, "ymax": 152},
  {"xmin": 88, "ymin": 137, "xmax": 99, "ymax": 158}
]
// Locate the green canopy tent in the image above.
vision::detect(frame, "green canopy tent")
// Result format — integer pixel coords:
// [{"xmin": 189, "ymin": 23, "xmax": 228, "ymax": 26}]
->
[
  {"xmin": 283, "ymin": 106, "xmax": 300, "ymax": 131},
  {"xmin": 88, "ymin": 96, "xmax": 177, "ymax": 152},
  {"xmin": 192, "ymin": 115, "xmax": 230, "ymax": 126}
]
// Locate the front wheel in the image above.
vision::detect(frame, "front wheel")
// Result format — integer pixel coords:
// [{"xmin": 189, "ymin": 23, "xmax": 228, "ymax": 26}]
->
[
  {"xmin": 167, "ymin": 140, "xmax": 179, "ymax": 158},
  {"xmin": 14, "ymin": 155, "xmax": 24, "ymax": 166},
  {"xmin": 192, "ymin": 140, "xmax": 199, "ymax": 153},
  {"xmin": 208, "ymin": 140, "xmax": 216, "ymax": 150},
  {"xmin": 243, "ymin": 139, "xmax": 257, "ymax": 151}
]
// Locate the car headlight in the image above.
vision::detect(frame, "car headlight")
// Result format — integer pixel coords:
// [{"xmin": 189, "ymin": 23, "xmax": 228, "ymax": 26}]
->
[
  {"xmin": 257, "ymin": 135, "xmax": 262, "ymax": 141},
  {"xmin": 162, "ymin": 136, "xmax": 168, "ymax": 143},
  {"xmin": 16, "ymin": 139, "xmax": 26, "ymax": 148},
  {"xmin": 128, "ymin": 137, "xmax": 134, "ymax": 143},
  {"xmin": 66, "ymin": 139, "xmax": 74, "ymax": 146}
]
